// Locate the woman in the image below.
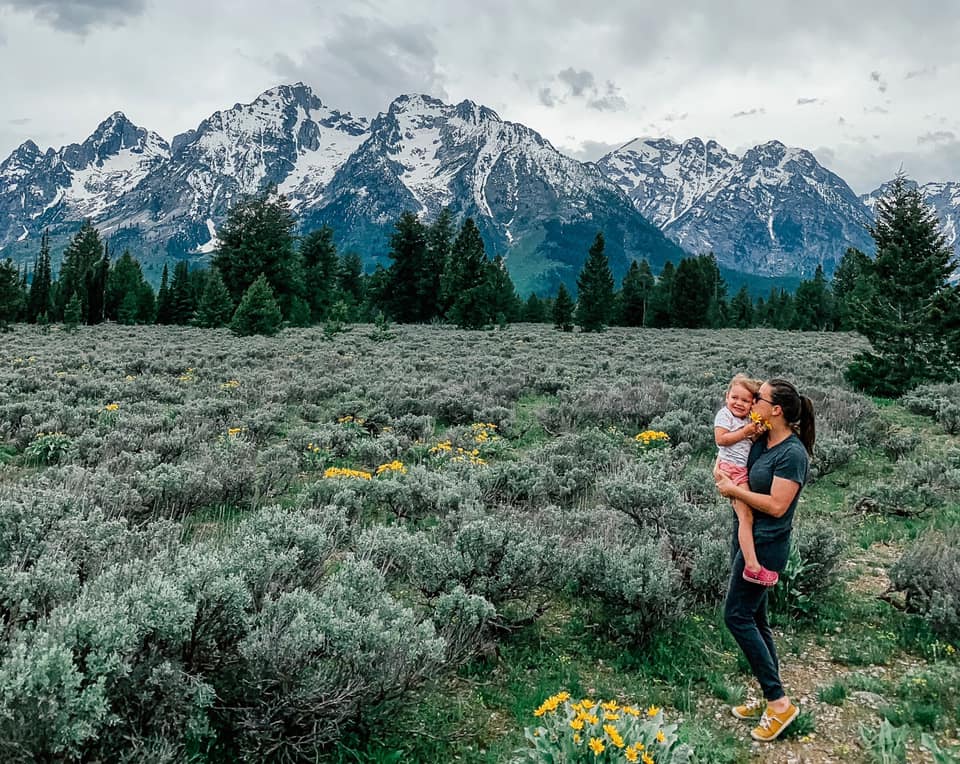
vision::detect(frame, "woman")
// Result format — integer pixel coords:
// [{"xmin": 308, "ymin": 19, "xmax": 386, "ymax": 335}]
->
[{"xmin": 714, "ymin": 378, "xmax": 815, "ymax": 742}]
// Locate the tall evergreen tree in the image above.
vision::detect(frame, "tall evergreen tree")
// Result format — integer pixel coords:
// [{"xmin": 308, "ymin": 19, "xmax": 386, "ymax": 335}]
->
[
  {"xmin": 155, "ymin": 263, "xmax": 174, "ymax": 324},
  {"xmin": 168, "ymin": 260, "xmax": 195, "ymax": 324},
  {"xmin": 575, "ymin": 232, "xmax": 615, "ymax": 332},
  {"xmin": 832, "ymin": 247, "xmax": 874, "ymax": 330},
  {"xmin": 671, "ymin": 255, "xmax": 714, "ymax": 328},
  {"xmin": 424, "ymin": 207, "xmax": 455, "ymax": 318},
  {"xmin": 846, "ymin": 174, "xmax": 960, "ymax": 395},
  {"xmin": 194, "ymin": 267, "xmax": 235, "ymax": 328},
  {"xmin": 57, "ymin": 220, "xmax": 104, "ymax": 323},
  {"xmin": 230, "ymin": 273, "xmax": 283, "ymax": 337},
  {"xmin": 793, "ymin": 264, "xmax": 834, "ymax": 330},
  {"xmin": 522, "ymin": 292, "xmax": 547, "ymax": 323},
  {"xmin": 646, "ymin": 261, "xmax": 676, "ymax": 328},
  {"xmin": 105, "ymin": 250, "xmax": 154, "ymax": 323},
  {"xmin": 27, "ymin": 230, "xmax": 53, "ymax": 322},
  {"xmin": 553, "ymin": 283, "xmax": 575, "ymax": 332},
  {"xmin": 300, "ymin": 226, "xmax": 339, "ymax": 321},
  {"xmin": 486, "ymin": 255, "xmax": 520, "ymax": 325},
  {"xmin": 338, "ymin": 251, "xmax": 365, "ymax": 311},
  {"xmin": 0, "ymin": 258, "xmax": 23, "ymax": 330},
  {"xmin": 617, "ymin": 259, "xmax": 654, "ymax": 327},
  {"xmin": 385, "ymin": 211, "xmax": 430, "ymax": 322},
  {"xmin": 445, "ymin": 218, "xmax": 492, "ymax": 328},
  {"xmin": 729, "ymin": 285, "xmax": 754, "ymax": 328},
  {"xmin": 213, "ymin": 187, "xmax": 303, "ymax": 318}
]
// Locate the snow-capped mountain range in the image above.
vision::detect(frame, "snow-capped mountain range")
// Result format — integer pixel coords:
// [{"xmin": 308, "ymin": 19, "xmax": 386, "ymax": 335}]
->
[{"xmin": 1, "ymin": 82, "xmax": 956, "ymax": 294}]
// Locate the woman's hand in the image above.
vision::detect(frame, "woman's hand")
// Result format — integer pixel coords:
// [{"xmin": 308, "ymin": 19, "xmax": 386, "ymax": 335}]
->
[{"xmin": 713, "ymin": 464, "xmax": 737, "ymax": 498}]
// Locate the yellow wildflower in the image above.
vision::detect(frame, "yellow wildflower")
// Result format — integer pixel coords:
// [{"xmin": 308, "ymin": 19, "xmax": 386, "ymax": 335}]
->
[
  {"xmin": 642, "ymin": 752, "xmax": 654, "ymax": 764},
  {"xmin": 227, "ymin": 427, "xmax": 244, "ymax": 437},
  {"xmin": 104, "ymin": 402, "xmax": 119, "ymax": 411},
  {"xmin": 376, "ymin": 460, "xmax": 407, "ymax": 476},
  {"xmin": 573, "ymin": 733, "xmax": 582, "ymax": 745},
  {"xmin": 656, "ymin": 730, "xmax": 665, "ymax": 743},
  {"xmin": 601, "ymin": 700, "xmax": 620, "ymax": 713},
  {"xmin": 621, "ymin": 706, "xmax": 641, "ymax": 717},
  {"xmin": 626, "ymin": 748, "xmax": 639, "ymax": 763},
  {"xmin": 588, "ymin": 737, "xmax": 605, "ymax": 756},
  {"xmin": 603, "ymin": 724, "xmax": 625, "ymax": 748},
  {"xmin": 646, "ymin": 705, "xmax": 660, "ymax": 718},
  {"xmin": 570, "ymin": 718, "xmax": 585, "ymax": 731},
  {"xmin": 323, "ymin": 467, "xmax": 372, "ymax": 480},
  {"xmin": 749, "ymin": 411, "xmax": 771, "ymax": 430},
  {"xmin": 580, "ymin": 699, "xmax": 596, "ymax": 710}
]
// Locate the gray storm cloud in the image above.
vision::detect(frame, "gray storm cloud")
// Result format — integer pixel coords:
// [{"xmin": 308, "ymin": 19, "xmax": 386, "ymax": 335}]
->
[{"xmin": 0, "ymin": 0, "xmax": 148, "ymax": 33}]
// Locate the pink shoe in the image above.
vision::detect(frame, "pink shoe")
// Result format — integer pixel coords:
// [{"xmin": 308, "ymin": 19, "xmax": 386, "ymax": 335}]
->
[{"xmin": 743, "ymin": 566, "xmax": 779, "ymax": 587}]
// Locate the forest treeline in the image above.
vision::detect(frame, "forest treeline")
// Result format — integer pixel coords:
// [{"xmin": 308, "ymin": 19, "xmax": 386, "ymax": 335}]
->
[
  {"xmin": 1, "ymin": 175, "xmax": 958, "ymax": 396},
  {"xmin": 0, "ymin": 189, "xmax": 866, "ymax": 335}
]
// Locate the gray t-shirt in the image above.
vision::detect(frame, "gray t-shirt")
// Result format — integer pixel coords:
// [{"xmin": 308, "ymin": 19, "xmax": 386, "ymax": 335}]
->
[
  {"xmin": 714, "ymin": 406, "xmax": 751, "ymax": 466},
  {"xmin": 747, "ymin": 433, "xmax": 810, "ymax": 542}
]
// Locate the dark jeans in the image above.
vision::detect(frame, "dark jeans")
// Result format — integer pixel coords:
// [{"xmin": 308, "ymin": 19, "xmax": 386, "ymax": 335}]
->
[{"xmin": 723, "ymin": 529, "xmax": 791, "ymax": 702}]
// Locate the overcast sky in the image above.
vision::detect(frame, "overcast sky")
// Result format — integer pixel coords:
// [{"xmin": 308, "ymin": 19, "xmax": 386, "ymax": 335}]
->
[{"xmin": 1, "ymin": 0, "xmax": 957, "ymax": 194}]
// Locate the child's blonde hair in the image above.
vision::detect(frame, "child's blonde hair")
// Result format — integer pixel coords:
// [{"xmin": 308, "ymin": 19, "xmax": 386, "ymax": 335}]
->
[{"xmin": 728, "ymin": 373, "xmax": 761, "ymax": 396}]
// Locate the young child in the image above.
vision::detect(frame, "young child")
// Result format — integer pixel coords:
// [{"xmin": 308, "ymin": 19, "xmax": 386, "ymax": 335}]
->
[{"xmin": 714, "ymin": 374, "xmax": 779, "ymax": 586}]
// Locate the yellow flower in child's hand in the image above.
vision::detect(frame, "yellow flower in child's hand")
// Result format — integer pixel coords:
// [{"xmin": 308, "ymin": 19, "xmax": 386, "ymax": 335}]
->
[{"xmin": 588, "ymin": 737, "xmax": 605, "ymax": 755}]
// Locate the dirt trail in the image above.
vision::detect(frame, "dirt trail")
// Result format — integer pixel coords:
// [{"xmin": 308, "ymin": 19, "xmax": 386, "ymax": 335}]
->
[{"xmin": 698, "ymin": 543, "xmax": 951, "ymax": 764}]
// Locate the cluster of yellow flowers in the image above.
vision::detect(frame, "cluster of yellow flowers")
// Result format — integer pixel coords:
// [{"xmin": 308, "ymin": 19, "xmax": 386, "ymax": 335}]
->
[
  {"xmin": 749, "ymin": 411, "xmax": 771, "ymax": 430},
  {"xmin": 525, "ymin": 693, "xmax": 683, "ymax": 763},
  {"xmin": 376, "ymin": 460, "xmax": 407, "ymax": 476},
  {"xmin": 177, "ymin": 368, "xmax": 195, "ymax": 383},
  {"xmin": 429, "ymin": 440, "xmax": 453, "ymax": 455},
  {"xmin": 227, "ymin": 427, "xmax": 245, "ymax": 437},
  {"xmin": 634, "ymin": 431, "xmax": 670, "ymax": 449},
  {"xmin": 323, "ymin": 467, "xmax": 372, "ymax": 480},
  {"xmin": 471, "ymin": 422, "xmax": 499, "ymax": 444},
  {"xmin": 428, "ymin": 440, "xmax": 487, "ymax": 466},
  {"xmin": 221, "ymin": 379, "xmax": 241, "ymax": 390},
  {"xmin": 337, "ymin": 415, "xmax": 366, "ymax": 426},
  {"xmin": 124, "ymin": 374, "xmax": 136, "ymax": 382},
  {"xmin": 12, "ymin": 356, "xmax": 36, "ymax": 365},
  {"xmin": 35, "ymin": 431, "xmax": 67, "ymax": 439},
  {"xmin": 305, "ymin": 443, "xmax": 323, "ymax": 455},
  {"xmin": 103, "ymin": 403, "xmax": 120, "ymax": 412}
]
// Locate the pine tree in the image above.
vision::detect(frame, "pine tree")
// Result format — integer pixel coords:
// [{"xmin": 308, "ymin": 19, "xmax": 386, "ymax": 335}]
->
[
  {"xmin": 617, "ymin": 260, "xmax": 654, "ymax": 327},
  {"xmin": 832, "ymin": 247, "xmax": 874, "ymax": 330},
  {"xmin": 445, "ymin": 218, "xmax": 492, "ymax": 328},
  {"xmin": 793, "ymin": 264, "xmax": 834, "ymax": 330},
  {"xmin": 523, "ymin": 293, "xmax": 547, "ymax": 323},
  {"xmin": 575, "ymin": 232, "xmax": 615, "ymax": 332},
  {"xmin": 846, "ymin": 174, "xmax": 960, "ymax": 395},
  {"xmin": 553, "ymin": 283, "xmax": 575, "ymax": 332},
  {"xmin": 729, "ymin": 285, "xmax": 754, "ymax": 328},
  {"xmin": 155, "ymin": 263, "xmax": 174, "ymax": 324},
  {"xmin": 105, "ymin": 250, "xmax": 153, "ymax": 323},
  {"xmin": 385, "ymin": 211, "xmax": 429, "ymax": 322},
  {"xmin": 646, "ymin": 261, "xmax": 676, "ymax": 328},
  {"xmin": 338, "ymin": 251, "xmax": 365, "ymax": 311},
  {"xmin": 300, "ymin": 226, "xmax": 339, "ymax": 321},
  {"xmin": 168, "ymin": 261, "xmax": 195, "ymax": 324},
  {"xmin": 194, "ymin": 268, "xmax": 235, "ymax": 328},
  {"xmin": 0, "ymin": 258, "xmax": 23, "ymax": 330},
  {"xmin": 486, "ymin": 255, "xmax": 519, "ymax": 326},
  {"xmin": 63, "ymin": 293, "xmax": 82, "ymax": 331},
  {"xmin": 213, "ymin": 187, "xmax": 303, "ymax": 319},
  {"xmin": 424, "ymin": 208, "xmax": 455, "ymax": 319},
  {"xmin": 230, "ymin": 273, "xmax": 283, "ymax": 336},
  {"xmin": 27, "ymin": 230, "xmax": 52, "ymax": 322},
  {"xmin": 57, "ymin": 220, "xmax": 104, "ymax": 323}
]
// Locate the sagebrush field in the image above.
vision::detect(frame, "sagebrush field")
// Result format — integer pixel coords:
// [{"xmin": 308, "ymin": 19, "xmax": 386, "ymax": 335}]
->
[{"xmin": 1, "ymin": 323, "xmax": 958, "ymax": 763}]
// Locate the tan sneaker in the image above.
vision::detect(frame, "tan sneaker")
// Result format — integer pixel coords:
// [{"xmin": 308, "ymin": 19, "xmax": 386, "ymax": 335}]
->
[
  {"xmin": 731, "ymin": 699, "xmax": 765, "ymax": 720},
  {"xmin": 751, "ymin": 703, "xmax": 799, "ymax": 742}
]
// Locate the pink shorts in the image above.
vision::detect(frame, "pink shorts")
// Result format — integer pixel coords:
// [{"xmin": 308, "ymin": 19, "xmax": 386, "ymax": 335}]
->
[{"xmin": 717, "ymin": 461, "xmax": 749, "ymax": 486}]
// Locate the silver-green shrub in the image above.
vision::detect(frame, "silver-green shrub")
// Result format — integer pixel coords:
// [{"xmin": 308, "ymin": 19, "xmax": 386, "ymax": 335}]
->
[{"xmin": 890, "ymin": 530, "xmax": 960, "ymax": 639}]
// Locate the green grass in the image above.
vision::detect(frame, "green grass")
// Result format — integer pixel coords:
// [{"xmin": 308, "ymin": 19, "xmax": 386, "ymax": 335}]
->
[{"xmin": 817, "ymin": 680, "xmax": 848, "ymax": 706}]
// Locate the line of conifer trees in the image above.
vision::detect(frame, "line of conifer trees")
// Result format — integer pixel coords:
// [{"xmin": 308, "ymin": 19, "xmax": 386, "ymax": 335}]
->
[{"xmin": 0, "ymin": 187, "xmax": 873, "ymax": 335}]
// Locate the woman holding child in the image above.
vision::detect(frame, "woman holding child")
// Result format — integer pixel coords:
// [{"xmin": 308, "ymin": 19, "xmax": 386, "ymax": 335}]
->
[{"xmin": 713, "ymin": 378, "xmax": 815, "ymax": 742}]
